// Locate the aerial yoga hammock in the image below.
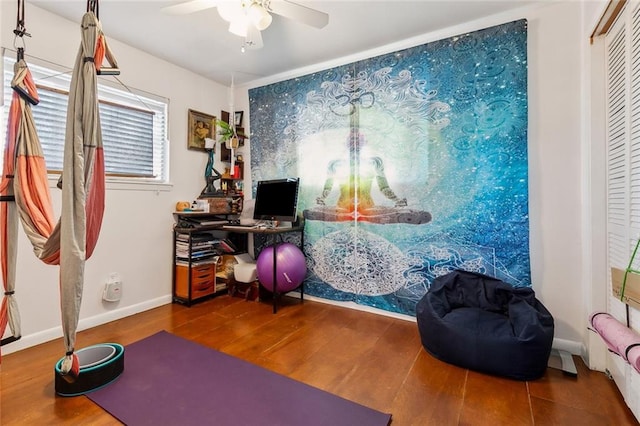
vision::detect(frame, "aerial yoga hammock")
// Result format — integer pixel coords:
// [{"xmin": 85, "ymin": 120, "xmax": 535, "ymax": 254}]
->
[{"xmin": 0, "ymin": 0, "xmax": 118, "ymax": 382}]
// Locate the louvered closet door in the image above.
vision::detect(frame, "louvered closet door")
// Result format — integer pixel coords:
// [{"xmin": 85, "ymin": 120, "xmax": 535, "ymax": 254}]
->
[{"xmin": 606, "ymin": 2, "xmax": 640, "ymax": 416}]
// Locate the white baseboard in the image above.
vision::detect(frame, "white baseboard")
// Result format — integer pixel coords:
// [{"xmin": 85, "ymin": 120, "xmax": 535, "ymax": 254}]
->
[
  {"xmin": 552, "ymin": 337, "xmax": 584, "ymax": 356},
  {"xmin": 294, "ymin": 292, "xmax": 416, "ymax": 322},
  {"xmin": 2, "ymin": 295, "xmax": 172, "ymax": 355}
]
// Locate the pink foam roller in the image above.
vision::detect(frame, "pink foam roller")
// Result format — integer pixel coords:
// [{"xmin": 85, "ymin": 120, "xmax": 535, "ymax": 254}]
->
[{"xmin": 590, "ymin": 312, "xmax": 640, "ymax": 373}]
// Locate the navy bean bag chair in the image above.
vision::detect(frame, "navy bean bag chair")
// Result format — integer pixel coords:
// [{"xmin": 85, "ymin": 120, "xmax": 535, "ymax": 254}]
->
[{"xmin": 416, "ymin": 270, "xmax": 554, "ymax": 380}]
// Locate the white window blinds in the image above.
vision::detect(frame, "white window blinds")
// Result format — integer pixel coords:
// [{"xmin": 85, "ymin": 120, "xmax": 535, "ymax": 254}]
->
[{"xmin": 2, "ymin": 55, "xmax": 169, "ymax": 182}]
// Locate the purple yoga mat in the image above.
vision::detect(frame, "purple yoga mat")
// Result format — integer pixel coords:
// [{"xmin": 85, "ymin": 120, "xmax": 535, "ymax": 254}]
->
[{"xmin": 87, "ymin": 331, "xmax": 391, "ymax": 426}]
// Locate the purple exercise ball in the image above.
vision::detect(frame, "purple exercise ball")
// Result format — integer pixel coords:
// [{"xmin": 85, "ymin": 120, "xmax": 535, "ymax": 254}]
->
[{"xmin": 256, "ymin": 243, "xmax": 307, "ymax": 292}]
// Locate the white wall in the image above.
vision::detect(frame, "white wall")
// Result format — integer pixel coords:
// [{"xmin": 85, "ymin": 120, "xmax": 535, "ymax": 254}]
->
[
  {"xmin": 1, "ymin": 3, "xmax": 230, "ymax": 354},
  {"xmin": 582, "ymin": 0, "xmax": 610, "ymax": 371},
  {"xmin": 526, "ymin": 2, "xmax": 584, "ymax": 350}
]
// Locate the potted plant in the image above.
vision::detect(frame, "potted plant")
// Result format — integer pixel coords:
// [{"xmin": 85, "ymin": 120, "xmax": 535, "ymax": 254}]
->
[{"xmin": 217, "ymin": 119, "xmax": 239, "ymax": 149}]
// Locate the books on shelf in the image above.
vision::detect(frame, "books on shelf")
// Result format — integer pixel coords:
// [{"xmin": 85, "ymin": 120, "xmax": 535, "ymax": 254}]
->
[
  {"xmin": 215, "ymin": 238, "xmax": 237, "ymax": 253},
  {"xmin": 176, "ymin": 237, "xmax": 216, "ymax": 260},
  {"xmin": 176, "ymin": 233, "xmax": 213, "ymax": 243},
  {"xmin": 176, "ymin": 254, "xmax": 216, "ymax": 262},
  {"xmin": 175, "ymin": 236, "xmax": 237, "ymax": 260},
  {"xmin": 176, "ymin": 240, "xmax": 215, "ymax": 250},
  {"xmin": 175, "ymin": 256, "xmax": 219, "ymax": 267}
]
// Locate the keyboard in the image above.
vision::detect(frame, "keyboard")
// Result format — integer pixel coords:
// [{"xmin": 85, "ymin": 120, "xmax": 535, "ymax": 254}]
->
[{"xmin": 222, "ymin": 224, "xmax": 257, "ymax": 230}]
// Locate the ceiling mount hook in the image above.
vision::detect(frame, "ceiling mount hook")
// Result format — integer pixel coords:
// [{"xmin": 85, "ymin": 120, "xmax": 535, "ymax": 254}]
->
[
  {"xmin": 87, "ymin": 0, "xmax": 99, "ymax": 18},
  {"xmin": 13, "ymin": 34, "xmax": 26, "ymax": 52},
  {"xmin": 13, "ymin": 0, "xmax": 30, "ymax": 39}
]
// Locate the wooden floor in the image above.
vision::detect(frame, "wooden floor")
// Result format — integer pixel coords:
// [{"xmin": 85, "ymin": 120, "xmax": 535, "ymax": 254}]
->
[{"xmin": 1, "ymin": 295, "xmax": 637, "ymax": 425}]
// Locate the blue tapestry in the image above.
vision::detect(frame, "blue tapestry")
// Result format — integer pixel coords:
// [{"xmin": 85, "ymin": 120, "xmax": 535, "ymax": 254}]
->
[{"xmin": 249, "ymin": 20, "xmax": 529, "ymax": 316}]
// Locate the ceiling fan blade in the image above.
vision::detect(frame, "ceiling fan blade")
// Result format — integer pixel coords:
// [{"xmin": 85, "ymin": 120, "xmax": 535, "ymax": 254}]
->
[
  {"xmin": 161, "ymin": 0, "xmax": 219, "ymax": 15},
  {"xmin": 269, "ymin": 1, "xmax": 329, "ymax": 29}
]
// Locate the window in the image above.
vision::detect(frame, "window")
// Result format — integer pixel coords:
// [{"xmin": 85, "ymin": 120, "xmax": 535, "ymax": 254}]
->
[{"xmin": 2, "ymin": 55, "xmax": 169, "ymax": 183}]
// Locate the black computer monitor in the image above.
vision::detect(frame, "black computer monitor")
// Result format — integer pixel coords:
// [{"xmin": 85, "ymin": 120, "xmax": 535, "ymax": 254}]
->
[{"xmin": 253, "ymin": 178, "xmax": 300, "ymax": 223}]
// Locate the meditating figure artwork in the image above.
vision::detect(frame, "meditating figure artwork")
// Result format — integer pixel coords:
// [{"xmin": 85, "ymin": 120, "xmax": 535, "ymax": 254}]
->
[
  {"xmin": 304, "ymin": 130, "xmax": 431, "ymax": 225},
  {"xmin": 249, "ymin": 19, "xmax": 530, "ymax": 316}
]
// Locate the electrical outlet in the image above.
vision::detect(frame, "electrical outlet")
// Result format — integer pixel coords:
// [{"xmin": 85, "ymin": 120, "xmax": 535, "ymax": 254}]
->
[{"xmin": 103, "ymin": 273, "xmax": 122, "ymax": 302}]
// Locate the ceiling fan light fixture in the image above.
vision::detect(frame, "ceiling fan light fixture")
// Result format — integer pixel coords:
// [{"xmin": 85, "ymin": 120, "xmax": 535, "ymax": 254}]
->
[
  {"xmin": 217, "ymin": 1, "xmax": 243, "ymax": 23},
  {"xmin": 229, "ymin": 18, "xmax": 249, "ymax": 37},
  {"xmin": 244, "ymin": 25, "xmax": 264, "ymax": 50},
  {"xmin": 248, "ymin": 3, "xmax": 272, "ymax": 31}
]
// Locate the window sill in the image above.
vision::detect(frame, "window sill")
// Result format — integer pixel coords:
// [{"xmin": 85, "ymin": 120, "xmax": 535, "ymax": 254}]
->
[{"xmin": 47, "ymin": 175, "xmax": 173, "ymax": 192}]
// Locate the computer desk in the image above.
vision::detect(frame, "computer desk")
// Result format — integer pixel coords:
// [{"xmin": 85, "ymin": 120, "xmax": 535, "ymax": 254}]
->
[{"xmin": 221, "ymin": 224, "xmax": 305, "ymax": 313}]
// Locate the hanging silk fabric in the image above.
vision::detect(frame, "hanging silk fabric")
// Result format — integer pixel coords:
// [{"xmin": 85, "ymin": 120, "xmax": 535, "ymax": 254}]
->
[
  {"xmin": 0, "ymin": 55, "xmax": 38, "ymax": 350},
  {"xmin": 0, "ymin": 0, "xmax": 39, "ymax": 353},
  {"xmin": 0, "ymin": 5, "xmax": 118, "ymax": 381}
]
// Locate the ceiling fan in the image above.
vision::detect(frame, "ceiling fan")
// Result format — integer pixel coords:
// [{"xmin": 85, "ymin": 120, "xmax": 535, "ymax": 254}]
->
[{"xmin": 162, "ymin": 0, "xmax": 329, "ymax": 50}]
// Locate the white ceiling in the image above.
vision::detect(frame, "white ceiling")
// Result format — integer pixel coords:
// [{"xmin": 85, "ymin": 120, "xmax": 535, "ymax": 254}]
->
[{"xmin": 30, "ymin": 0, "xmax": 539, "ymax": 86}]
